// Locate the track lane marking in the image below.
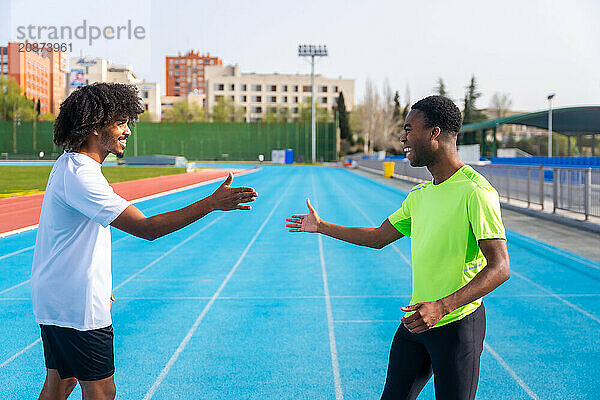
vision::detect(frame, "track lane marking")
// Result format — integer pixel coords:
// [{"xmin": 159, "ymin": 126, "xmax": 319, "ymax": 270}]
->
[{"xmin": 142, "ymin": 173, "xmax": 296, "ymax": 400}]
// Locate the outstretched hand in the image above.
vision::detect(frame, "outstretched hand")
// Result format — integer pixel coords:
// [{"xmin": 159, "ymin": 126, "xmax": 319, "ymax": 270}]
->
[
  {"xmin": 209, "ymin": 172, "xmax": 258, "ymax": 211},
  {"xmin": 286, "ymin": 198, "xmax": 320, "ymax": 233}
]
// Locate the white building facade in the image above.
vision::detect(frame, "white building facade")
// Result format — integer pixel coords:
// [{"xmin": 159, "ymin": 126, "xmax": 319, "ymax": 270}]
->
[
  {"xmin": 69, "ymin": 57, "xmax": 161, "ymax": 122},
  {"xmin": 205, "ymin": 65, "xmax": 354, "ymax": 122}
]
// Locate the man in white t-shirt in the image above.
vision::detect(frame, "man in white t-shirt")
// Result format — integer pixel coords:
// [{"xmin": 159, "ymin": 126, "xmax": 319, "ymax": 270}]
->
[{"xmin": 32, "ymin": 83, "xmax": 258, "ymax": 400}]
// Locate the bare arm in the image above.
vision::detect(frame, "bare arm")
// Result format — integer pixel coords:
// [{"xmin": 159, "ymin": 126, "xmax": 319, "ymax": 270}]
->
[
  {"xmin": 286, "ymin": 198, "xmax": 404, "ymax": 248},
  {"xmin": 401, "ymin": 238, "xmax": 510, "ymax": 333},
  {"xmin": 111, "ymin": 173, "xmax": 257, "ymax": 240}
]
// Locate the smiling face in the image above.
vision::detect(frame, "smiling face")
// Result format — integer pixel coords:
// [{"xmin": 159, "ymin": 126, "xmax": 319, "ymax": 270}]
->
[
  {"xmin": 98, "ymin": 118, "xmax": 131, "ymax": 158},
  {"xmin": 401, "ymin": 110, "xmax": 438, "ymax": 167}
]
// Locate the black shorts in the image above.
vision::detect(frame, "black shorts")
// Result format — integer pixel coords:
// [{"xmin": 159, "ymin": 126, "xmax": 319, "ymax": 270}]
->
[
  {"xmin": 381, "ymin": 304, "xmax": 486, "ymax": 400},
  {"xmin": 40, "ymin": 324, "xmax": 115, "ymax": 381}
]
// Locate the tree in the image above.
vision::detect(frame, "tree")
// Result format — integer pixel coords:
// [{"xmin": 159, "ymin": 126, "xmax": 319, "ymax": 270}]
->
[
  {"xmin": 138, "ymin": 111, "xmax": 154, "ymax": 122},
  {"xmin": 299, "ymin": 97, "xmax": 331, "ymax": 123},
  {"xmin": 462, "ymin": 74, "xmax": 487, "ymax": 124},
  {"xmin": 402, "ymin": 84, "xmax": 411, "ymax": 121},
  {"xmin": 161, "ymin": 101, "xmax": 205, "ymax": 122},
  {"xmin": 435, "ymin": 77, "xmax": 448, "ymax": 97},
  {"xmin": 489, "ymin": 92, "xmax": 513, "ymax": 139},
  {"xmin": 393, "ymin": 91, "xmax": 401, "ymax": 122},
  {"xmin": 337, "ymin": 92, "xmax": 351, "ymax": 140},
  {"xmin": 359, "ymin": 78, "xmax": 380, "ymax": 153},
  {"xmin": 0, "ymin": 76, "xmax": 37, "ymax": 121},
  {"xmin": 212, "ymin": 97, "xmax": 244, "ymax": 122},
  {"xmin": 376, "ymin": 77, "xmax": 402, "ymax": 151},
  {"xmin": 490, "ymin": 92, "xmax": 512, "ymax": 119}
]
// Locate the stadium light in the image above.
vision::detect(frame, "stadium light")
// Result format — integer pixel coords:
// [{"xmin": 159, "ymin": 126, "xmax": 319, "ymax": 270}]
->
[
  {"xmin": 298, "ymin": 44, "xmax": 328, "ymax": 163},
  {"xmin": 547, "ymin": 93, "xmax": 555, "ymax": 157}
]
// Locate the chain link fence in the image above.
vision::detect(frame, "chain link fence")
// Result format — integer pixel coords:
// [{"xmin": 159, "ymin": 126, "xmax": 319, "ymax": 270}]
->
[{"xmin": 0, "ymin": 120, "xmax": 338, "ymax": 162}]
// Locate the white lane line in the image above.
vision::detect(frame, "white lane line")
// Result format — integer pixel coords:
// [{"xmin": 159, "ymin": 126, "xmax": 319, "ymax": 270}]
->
[
  {"xmin": 484, "ymin": 341, "xmax": 540, "ymax": 400},
  {"xmin": 513, "ymin": 271, "xmax": 600, "ymax": 324},
  {"xmin": 334, "ymin": 320, "xmax": 401, "ymax": 324},
  {"xmin": 0, "ymin": 170, "xmax": 263, "ymax": 370},
  {"xmin": 0, "ymin": 224, "xmax": 38, "ymax": 239},
  {"xmin": 508, "ymin": 232, "xmax": 600, "ymax": 271},
  {"xmin": 312, "ymin": 173, "xmax": 344, "ymax": 400},
  {"xmin": 329, "ymin": 177, "xmax": 411, "ymax": 267},
  {"xmin": 0, "ymin": 245, "xmax": 34, "ymax": 261},
  {"xmin": 0, "ymin": 338, "xmax": 41, "ymax": 369},
  {"xmin": 4, "ymin": 293, "xmax": 596, "ymax": 302},
  {"xmin": 319, "ymin": 235, "xmax": 344, "ymax": 400},
  {"xmin": 0, "ymin": 212, "xmax": 228, "ymax": 370},
  {"xmin": 0, "ymin": 279, "xmax": 29, "ymax": 295},
  {"xmin": 0, "ymin": 168, "xmax": 261, "ymax": 239},
  {"xmin": 142, "ymin": 174, "xmax": 295, "ymax": 400},
  {"xmin": 113, "ymin": 215, "xmax": 225, "ymax": 291}
]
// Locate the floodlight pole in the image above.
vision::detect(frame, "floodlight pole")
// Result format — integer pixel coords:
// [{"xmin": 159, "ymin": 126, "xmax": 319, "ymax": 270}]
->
[
  {"xmin": 547, "ymin": 93, "xmax": 555, "ymax": 158},
  {"xmin": 298, "ymin": 44, "xmax": 328, "ymax": 163},
  {"xmin": 311, "ymin": 57, "xmax": 316, "ymax": 163}
]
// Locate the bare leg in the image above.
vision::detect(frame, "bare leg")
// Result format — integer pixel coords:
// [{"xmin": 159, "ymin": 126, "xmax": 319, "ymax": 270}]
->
[
  {"xmin": 80, "ymin": 375, "xmax": 116, "ymax": 400},
  {"xmin": 38, "ymin": 369, "xmax": 78, "ymax": 400}
]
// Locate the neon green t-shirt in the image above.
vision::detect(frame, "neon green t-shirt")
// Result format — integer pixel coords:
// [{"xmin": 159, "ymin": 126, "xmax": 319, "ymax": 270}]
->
[{"xmin": 388, "ymin": 165, "xmax": 506, "ymax": 327}]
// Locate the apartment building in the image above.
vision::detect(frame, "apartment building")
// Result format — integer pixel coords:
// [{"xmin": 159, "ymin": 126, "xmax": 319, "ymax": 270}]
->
[
  {"xmin": 70, "ymin": 57, "xmax": 161, "ymax": 121},
  {"xmin": 0, "ymin": 42, "xmax": 67, "ymax": 114},
  {"xmin": 165, "ymin": 51, "xmax": 222, "ymax": 96},
  {"xmin": 205, "ymin": 64, "xmax": 354, "ymax": 122}
]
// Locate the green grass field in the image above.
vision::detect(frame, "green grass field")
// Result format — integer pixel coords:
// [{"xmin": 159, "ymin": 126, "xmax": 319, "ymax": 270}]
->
[{"xmin": 0, "ymin": 166, "xmax": 188, "ymax": 198}]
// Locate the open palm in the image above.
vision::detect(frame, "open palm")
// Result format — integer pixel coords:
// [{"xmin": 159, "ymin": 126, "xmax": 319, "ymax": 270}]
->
[{"xmin": 286, "ymin": 198, "xmax": 320, "ymax": 233}]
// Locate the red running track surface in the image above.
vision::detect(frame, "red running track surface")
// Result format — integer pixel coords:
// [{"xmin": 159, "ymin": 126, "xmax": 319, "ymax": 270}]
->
[{"xmin": 0, "ymin": 169, "xmax": 251, "ymax": 235}]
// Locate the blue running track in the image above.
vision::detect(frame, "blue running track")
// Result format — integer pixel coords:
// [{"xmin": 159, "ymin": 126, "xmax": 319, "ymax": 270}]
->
[{"xmin": 0, "ymin": 166, "xmax": 599, "ymax": 399}]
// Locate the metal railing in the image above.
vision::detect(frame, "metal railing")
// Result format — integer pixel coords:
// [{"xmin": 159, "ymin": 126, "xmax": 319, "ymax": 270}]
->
[{"xmin": 357, "ymin": 159, "xmax": 600, "ymax": 220}]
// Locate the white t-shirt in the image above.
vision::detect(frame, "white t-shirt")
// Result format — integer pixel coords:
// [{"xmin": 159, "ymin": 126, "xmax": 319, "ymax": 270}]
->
[{"xmin": 31, "ymin": 152, "xmax": 130, "ymax": 330}]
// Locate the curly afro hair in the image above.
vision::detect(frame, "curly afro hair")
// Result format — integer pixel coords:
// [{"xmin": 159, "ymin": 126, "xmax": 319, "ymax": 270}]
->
[
  {"xmin": 53, "ymin": 82, "xmax": 145, "ymax": 150},
  {"xmin": 411, "ymin": 95, "xmax": 462, "ymax": 135}
]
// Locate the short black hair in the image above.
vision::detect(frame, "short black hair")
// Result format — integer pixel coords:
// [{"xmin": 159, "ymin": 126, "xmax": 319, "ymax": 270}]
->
[
  {"xmin": 54, "ymin": 82, "xmax": 145, "ymax": 150},
  {"xmin": 411, "ymin": 95, "xmax": 462, "ymax": 135}
]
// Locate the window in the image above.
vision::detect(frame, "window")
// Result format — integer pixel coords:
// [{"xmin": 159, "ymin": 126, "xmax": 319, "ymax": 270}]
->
[
  {"xmin": 303, "ymin": 85, "xmax": 311, "ymax": 92},
  {"xmin": 293, "ymin": 96, "xmax": 299, "ymax": 103},
  {"xmin": 215, "ymin": 83, "xmax": 224, "ymax": 91},
  {"xmin": 292, "ymin": 107, "xmax": 299, "ymax": 114},
  {"xmin": 228, "ymin": 84, "xmax": 235, "ymax": 91},
  {"xmin": 140, "ymin": 91, "xmax": 149, "ymax": 99},
  {"xmin": 240, "ymin": 95, "xmax": 247, "ymax": 102},
  {"xmin": 270, "ymin": 107, "xmax": 277, "ymax": 113},
  {"xmin": 229, "ymin": 95, "xmax": 235, "ymax": 101},
  {"xmin": 293, "ymin": 85, "xmax": 298, "ymax": 92},
  {"xmin": 251, "ymin": 84, "xmax": 262, "ymax": 91},
  {"xmin": 334, "ymin": 86, "xmax": 339, "ymax": 93},
  {"xmin": 268, "ymin": 96, "xmax": 276, "ymax": 103},
  {"xmin": 281, "ymin": 96, "xmax": 287, "ymax": 103},
  {"xmin": 215, "ymin": 95, "xmax": 223, "ymax": 101},
  {"xmin": 281, "ymin": 85, "xmax": 288, "ymax": 92},
  {"xmin": 252, "ymin": 106, "xmax": 262, "ymax": 113},
  {"xmin": 251, "ymin": 95, "xmax": 262, "ymax": 102},
  {"xmin": 320, "ymin": 97, "xmax": 327, "ymax": 104},
  {"xmin": 241, "ymin": 84, "xmax": 247, "ymax": 91},
  {"xmin": 174, "ymin": 65, "xmax": 179, "ymax": 69},
  {"xmin": 269, "ymin": 85, "xmax": 277, "ymax": 92},
  {"xmin": 319, "ymin": 85, "xmax": 328, "ymax": 93}
]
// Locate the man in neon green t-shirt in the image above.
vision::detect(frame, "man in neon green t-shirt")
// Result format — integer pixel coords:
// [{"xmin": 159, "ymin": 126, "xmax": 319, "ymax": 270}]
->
[{"xmin": 286, "ymin": 95, "xmax": 510, "ymax": 399}]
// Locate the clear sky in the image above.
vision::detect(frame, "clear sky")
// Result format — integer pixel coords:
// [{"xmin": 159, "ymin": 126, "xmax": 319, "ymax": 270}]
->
[{"xmin": 2, "ymin": 0, "xmax": 599, "ymax": 112}]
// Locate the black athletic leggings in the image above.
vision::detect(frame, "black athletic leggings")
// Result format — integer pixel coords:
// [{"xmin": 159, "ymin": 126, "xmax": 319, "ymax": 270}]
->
[{"xmin": 381, "ymin": 304, "xmax": 486, "ymax": 400}]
